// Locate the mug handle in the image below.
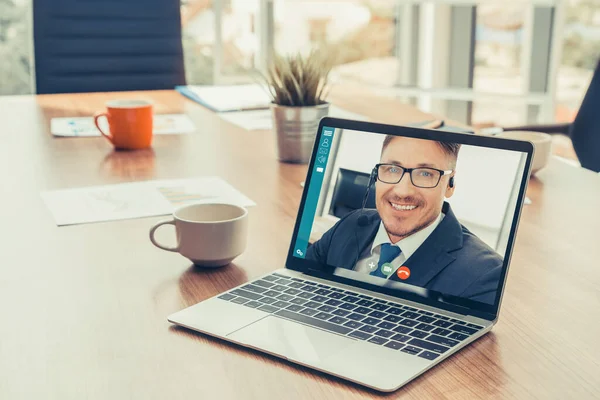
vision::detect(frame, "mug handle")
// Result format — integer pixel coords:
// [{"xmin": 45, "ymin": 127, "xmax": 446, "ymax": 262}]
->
[
  {"xmin": 149, "ymin": 219, "xmax": 179, "ymax": 252},
  {"xmin": 93, "ymin": 112, "xmax": 113, "ymax": 144}
]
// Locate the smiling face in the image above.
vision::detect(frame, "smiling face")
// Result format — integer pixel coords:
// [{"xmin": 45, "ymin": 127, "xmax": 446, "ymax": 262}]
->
[{"xmin": 376, "ymin": 136, "xmax": 457, "ymax": 243}]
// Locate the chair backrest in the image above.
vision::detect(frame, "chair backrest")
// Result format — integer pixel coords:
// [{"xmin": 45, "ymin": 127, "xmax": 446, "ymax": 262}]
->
[
  {"xmin": 33, "ymin": 0, "xmax": 186, "ymax": 94},
  {"xmin": 328, "ymin": 168, "xmax": 376, "ymax": 219},
  {"xmin": 570, "ymin": 58, "xmax": 600, "ymax": 172}
]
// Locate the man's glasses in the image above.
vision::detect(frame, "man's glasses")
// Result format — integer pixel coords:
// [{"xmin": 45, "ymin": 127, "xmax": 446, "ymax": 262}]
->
[{"xmin": 375, "ymin": 163, "xmax": 453, "ymax": 188}]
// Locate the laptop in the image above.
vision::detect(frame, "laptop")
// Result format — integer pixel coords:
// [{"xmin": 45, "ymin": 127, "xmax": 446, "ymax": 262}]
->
[{"xmin": 168, "ymin": 117, "xmax": 533, "ymax": 392}]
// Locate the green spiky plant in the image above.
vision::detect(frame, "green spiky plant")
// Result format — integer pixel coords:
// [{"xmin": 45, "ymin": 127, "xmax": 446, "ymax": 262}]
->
[{"xmin": 263, "ymin": 50, "xmax": 334, "ymax": 107}]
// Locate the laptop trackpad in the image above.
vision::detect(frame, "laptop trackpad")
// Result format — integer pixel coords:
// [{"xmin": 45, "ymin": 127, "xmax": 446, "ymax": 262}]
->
[{"xmin": 228, "ymin": 316, "xmax": 353, "ymax": 365}]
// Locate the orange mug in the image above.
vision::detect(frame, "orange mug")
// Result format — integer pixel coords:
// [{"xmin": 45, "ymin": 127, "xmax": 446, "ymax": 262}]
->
[{"xmin": 94, "ymin": 100, "xmax": 153, "ymax": 150}]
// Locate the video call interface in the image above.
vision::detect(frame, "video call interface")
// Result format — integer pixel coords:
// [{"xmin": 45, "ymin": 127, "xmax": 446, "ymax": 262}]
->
[{"xmin": 293, "ymin": 126, "xmax": 528, "ymax": 306}]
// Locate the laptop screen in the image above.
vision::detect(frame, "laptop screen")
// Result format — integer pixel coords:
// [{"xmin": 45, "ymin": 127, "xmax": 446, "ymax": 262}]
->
[{"xmin": 288, "ymin": 119, "xmax": 532, "ymax": 318}]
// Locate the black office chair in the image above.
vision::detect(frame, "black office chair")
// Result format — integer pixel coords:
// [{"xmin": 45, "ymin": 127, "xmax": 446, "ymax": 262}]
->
[
  {"xmin": 329, "ymin": 168, "xmax": 376, "ymax": 219},
  {"xmin": 33, "ymin": 0, "xmax": 186, "ymax": 94},
  {"xmin": 502, "ymin": 58, "xmax": 600, "ymax": 172}
]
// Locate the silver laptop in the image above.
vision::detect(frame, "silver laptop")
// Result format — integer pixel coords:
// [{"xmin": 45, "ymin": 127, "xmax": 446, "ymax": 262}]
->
[{"xmin": 169, "ymin": 118, "xmax": 533, "ymax": 392}]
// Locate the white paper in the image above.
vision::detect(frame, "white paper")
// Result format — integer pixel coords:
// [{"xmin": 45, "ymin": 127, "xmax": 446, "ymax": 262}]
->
[
  {"xmin": 219, "ymin": 109, "xmax": 273, "ymax": 130},
  {"xmin": 185, "ymin": 84, "xmax": 272, "ymax": 112},
  {"xmin": 51, "ymin": 114, "xmax": 196, "ymax": 137},
  {"xmin": 218, "ymin": 106, "xmax": 369, "ymax": 131},
  {"xmin": 41, "ymin": 177, "xmax": 255, "ymax": 226}
]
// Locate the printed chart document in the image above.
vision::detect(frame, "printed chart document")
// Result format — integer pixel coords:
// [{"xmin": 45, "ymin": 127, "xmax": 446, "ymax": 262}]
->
[
  {"xmin": 41, "ymin": 177, "xmax": 255, "ymax": 226},
  {"xmin": 51, "ymin": 114, "xmax": 196, "ymax": 137}
]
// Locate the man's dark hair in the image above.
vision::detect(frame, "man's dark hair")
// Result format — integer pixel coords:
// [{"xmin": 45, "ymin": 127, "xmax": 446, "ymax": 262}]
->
[{"xmin": 381, "ymin": 134, "xmax": 461, "ymax": 165}]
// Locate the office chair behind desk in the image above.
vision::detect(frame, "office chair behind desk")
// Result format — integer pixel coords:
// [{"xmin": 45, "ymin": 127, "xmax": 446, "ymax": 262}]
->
[
  {"xmin": 33, "ymin": 0, "xmax": 186, "ymax": 94},
  {"xmin": 501, "ymin": 58, "xmax": 600, "ymax": 173}
]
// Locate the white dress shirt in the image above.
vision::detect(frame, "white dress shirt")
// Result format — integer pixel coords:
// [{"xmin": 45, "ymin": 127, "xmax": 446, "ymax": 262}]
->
[{"xmin": 354, "ymin": 212, "xmax": 445, "ymax": 279}]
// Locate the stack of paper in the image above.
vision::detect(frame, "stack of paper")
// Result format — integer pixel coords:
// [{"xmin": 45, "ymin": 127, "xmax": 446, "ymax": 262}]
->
[
  {"xmin": 217, "ymin": 106, "xmax": 369, "ymax": 131},
  {"xmin": 175, "ymin": 83, "xmax": 369, "ymax": 131},
  {"xmin": 176, "ymin": 84, "xmax": 272, "ymax": 112}
]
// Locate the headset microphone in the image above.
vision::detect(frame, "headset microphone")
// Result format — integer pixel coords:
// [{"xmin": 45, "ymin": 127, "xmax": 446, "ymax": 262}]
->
[
  {"xmin": 352, "ymin": 167, "xmax": 377, "ymax": 268},
  {"xmin": 357, "ymin": 167, "xmax": 377, "ymax": 227}
]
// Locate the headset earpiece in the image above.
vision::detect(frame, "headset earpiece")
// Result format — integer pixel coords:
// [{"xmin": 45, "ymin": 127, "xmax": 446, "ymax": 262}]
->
[{"xmin": 449, "ymin": 176, "xmax": 455, "ymax": 188}]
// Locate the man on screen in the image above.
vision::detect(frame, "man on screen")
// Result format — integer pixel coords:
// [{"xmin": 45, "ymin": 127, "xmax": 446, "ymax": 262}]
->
[{"xmin": 306, "ymin": 134, "xmax": 503, "ymax": 304}]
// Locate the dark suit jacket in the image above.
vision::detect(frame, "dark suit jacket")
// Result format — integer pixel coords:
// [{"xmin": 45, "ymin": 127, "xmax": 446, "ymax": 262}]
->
[{"xmin": 306, "ymin": 202, "xmax": 503, "ymax": 304}]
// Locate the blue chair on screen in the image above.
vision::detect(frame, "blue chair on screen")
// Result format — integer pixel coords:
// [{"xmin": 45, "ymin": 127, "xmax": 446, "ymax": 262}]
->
[
  {"xmin": 328, "ymin": 168, "xmax": 376, "ymax": 219},
  {"xmin": 33, "ymin": 0, "xmax": 186, "ymax": 94}
]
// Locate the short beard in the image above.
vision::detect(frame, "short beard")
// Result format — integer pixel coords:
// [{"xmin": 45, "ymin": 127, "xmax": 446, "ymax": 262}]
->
[
  {"xmin": 383, "ymin": 217, "xmax": 437, "ymax": 242},
  {"xmin": 378, "ymin": 195, "xmax": 441, "ymax": 241}
]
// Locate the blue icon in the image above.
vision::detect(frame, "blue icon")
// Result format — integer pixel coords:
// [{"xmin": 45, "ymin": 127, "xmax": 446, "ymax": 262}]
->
[
  {"xmin": 322, "ymin": 138, "xmax": 330, "ymax": 147},
  {"xmin": 296, "ymin": 249, "xmax": 304, "ymax": 257}
]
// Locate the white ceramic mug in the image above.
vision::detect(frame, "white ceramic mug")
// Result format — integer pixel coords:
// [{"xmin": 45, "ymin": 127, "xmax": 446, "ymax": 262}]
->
[
  {"xmin": 149, "ymin": 203, "xmax": 248, "ymax": 267},
  {"xmin": 496, "ymin": 130, "xmax": 552, "ymax": 174}
]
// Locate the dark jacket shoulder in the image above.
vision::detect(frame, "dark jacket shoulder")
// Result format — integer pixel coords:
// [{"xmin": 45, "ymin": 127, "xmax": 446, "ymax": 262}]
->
[{"xmin": 305, "ymin": 209, "xmax": 379, "ymax": 266}]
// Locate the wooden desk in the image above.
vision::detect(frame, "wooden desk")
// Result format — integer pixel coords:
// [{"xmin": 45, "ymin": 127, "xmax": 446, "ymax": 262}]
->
[{"xmin": 0, "ymin": 88, "xmax": 598, "ymax": 399}]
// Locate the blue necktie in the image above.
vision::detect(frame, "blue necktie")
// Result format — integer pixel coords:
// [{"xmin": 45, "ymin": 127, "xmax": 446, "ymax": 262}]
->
[{"xmin": 370, "ymin": 243, "xmax": 401, "ymax": 278}]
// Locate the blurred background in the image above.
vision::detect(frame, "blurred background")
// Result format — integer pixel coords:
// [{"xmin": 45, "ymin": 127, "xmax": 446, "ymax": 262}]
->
[{"xmin": 2, "ymin": 0, "xmax": 598, "ymax": 131}]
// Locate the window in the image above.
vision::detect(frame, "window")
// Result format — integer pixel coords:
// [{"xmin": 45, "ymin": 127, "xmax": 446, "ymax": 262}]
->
[
  {"xmin": 555, "ymin": 0, "xmax": 600, "ymax": 123},
  {"xmin": 273, "ymin": 0, "xmax": 397, "ymax": 87},
  {"xmin": 182, "ymin": 0, "xmax": 260, "ymax": 85},
  {"xmin": 0, "ymin": 0, "xmax": 33, "ymax": 95},
  {"xmin": 471, "ymin": 4, "xmax": 528, "ymax": 126}
]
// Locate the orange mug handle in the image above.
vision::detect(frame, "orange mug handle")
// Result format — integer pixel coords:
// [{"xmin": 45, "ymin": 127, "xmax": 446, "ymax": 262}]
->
[{"xmin": 93, "ymin": 112, "xmax": 113, "ymax": 144}]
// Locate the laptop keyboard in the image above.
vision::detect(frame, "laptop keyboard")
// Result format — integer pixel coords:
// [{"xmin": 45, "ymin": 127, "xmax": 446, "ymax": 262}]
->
[{"xmin": 217, "ymin": 273, "xmax": 483, "ymax": 361}]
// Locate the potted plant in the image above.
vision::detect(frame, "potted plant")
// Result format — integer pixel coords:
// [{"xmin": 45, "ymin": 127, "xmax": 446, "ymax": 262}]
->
[{"xmin": 263, "ymin": 50, "xmax": 333, "ymax": 163}]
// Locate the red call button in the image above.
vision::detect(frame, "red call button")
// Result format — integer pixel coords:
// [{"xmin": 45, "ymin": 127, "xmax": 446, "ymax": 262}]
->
[{"xmin": 397, "ymin": 266, "xmax": 411, "ymax": 280}]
